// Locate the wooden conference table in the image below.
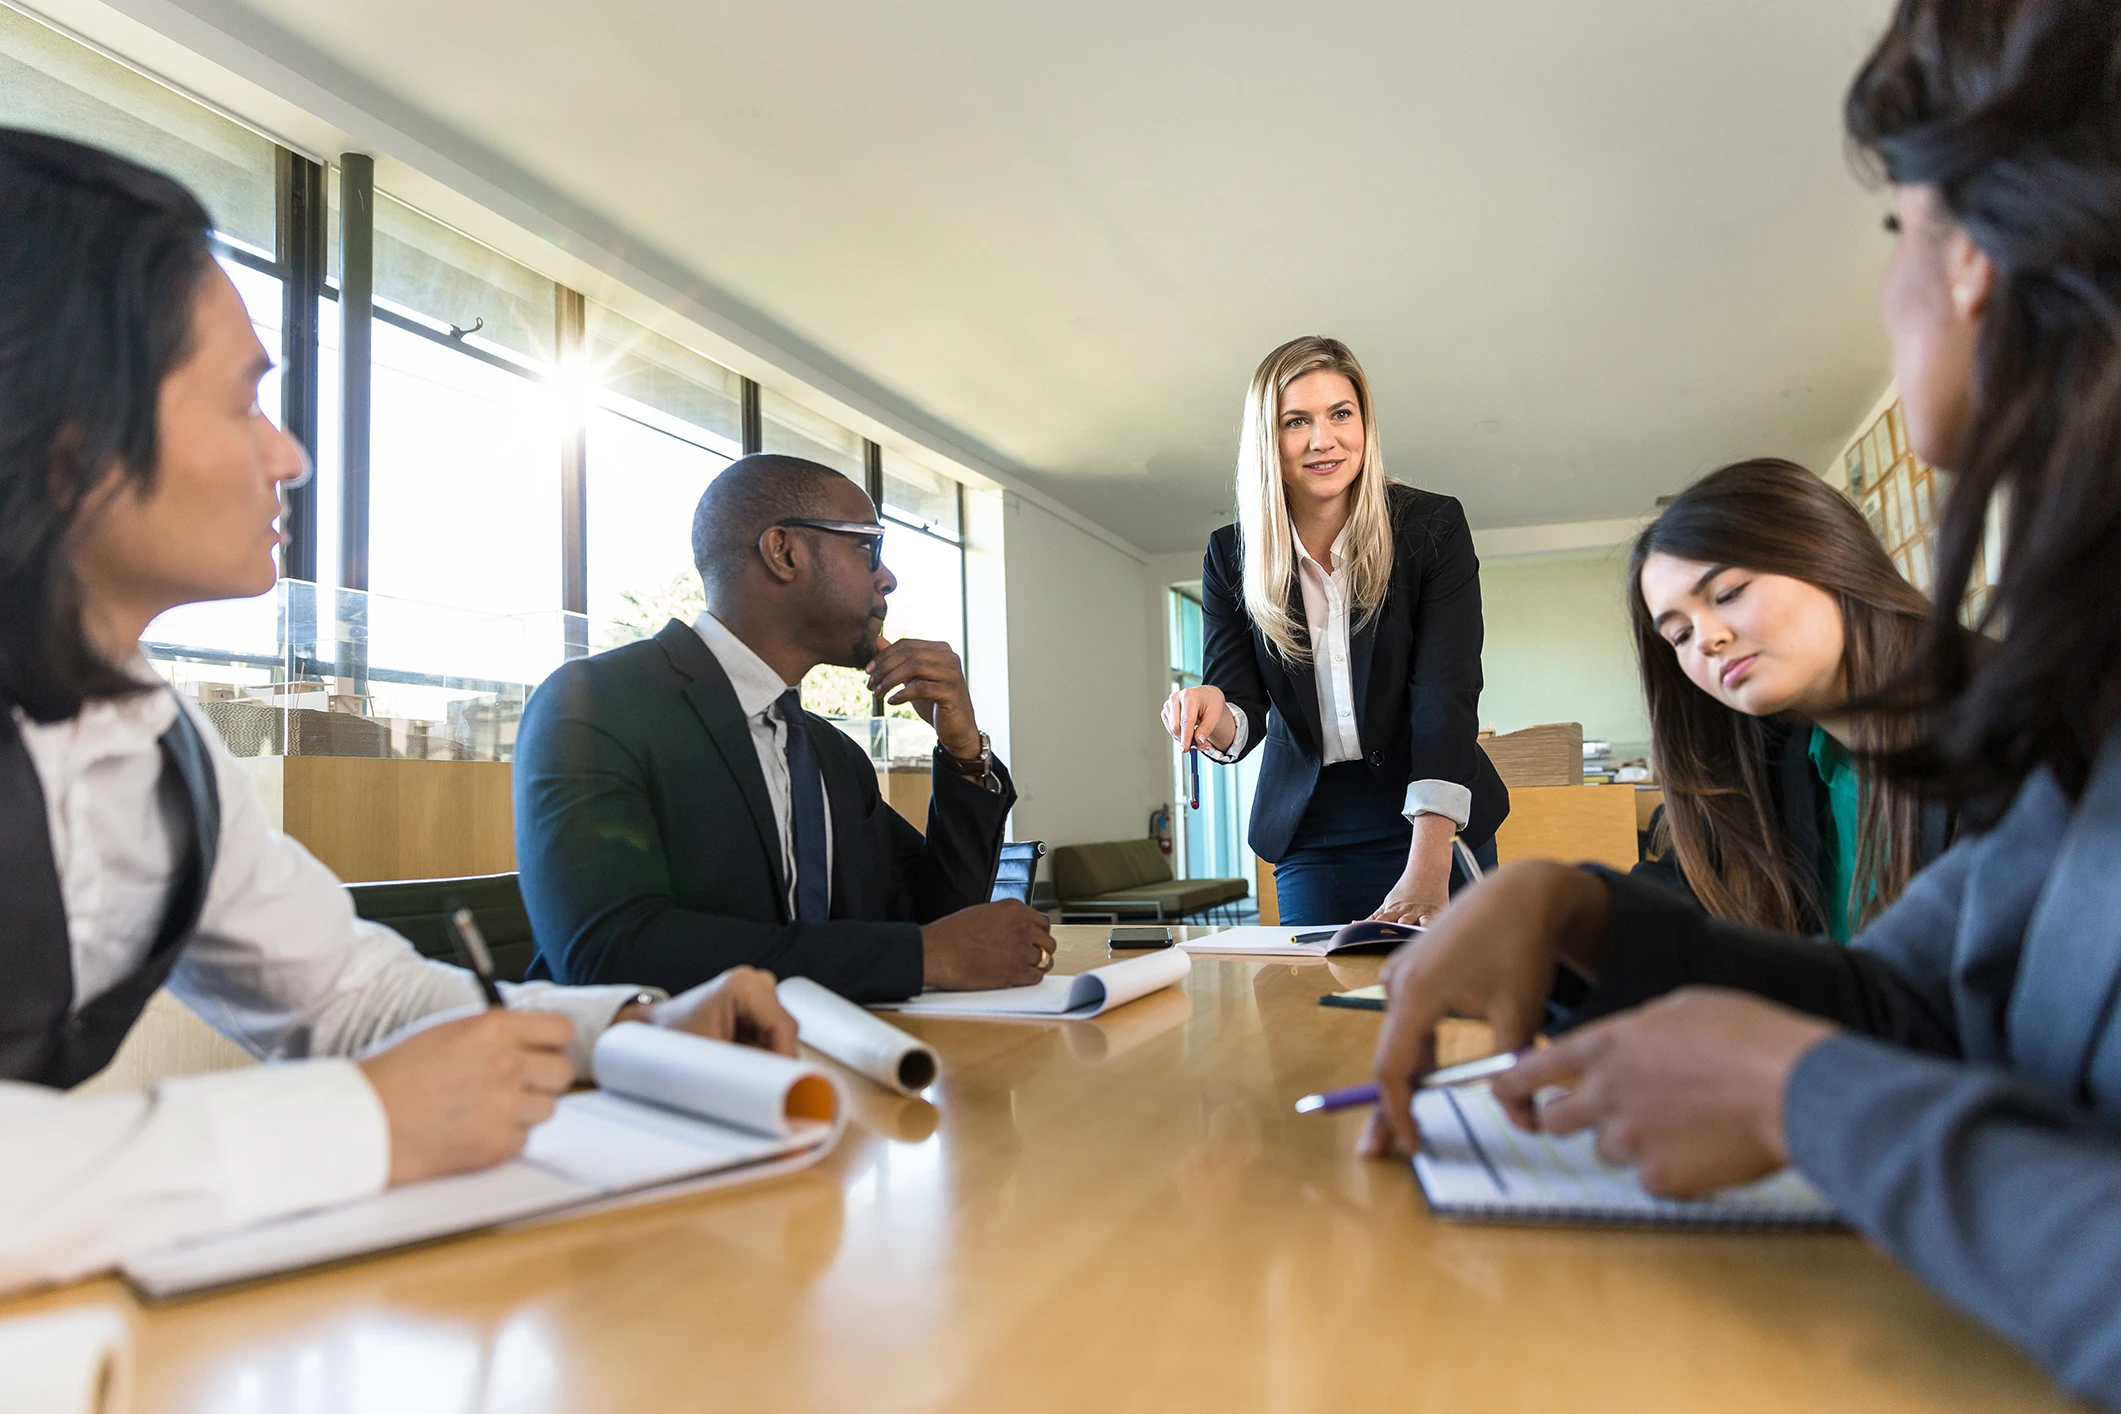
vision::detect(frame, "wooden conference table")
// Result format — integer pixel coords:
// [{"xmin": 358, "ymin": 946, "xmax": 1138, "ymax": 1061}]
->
[{"xmin": 2, "ymin": 927, "xmax": 2073, "ymax": 1413}]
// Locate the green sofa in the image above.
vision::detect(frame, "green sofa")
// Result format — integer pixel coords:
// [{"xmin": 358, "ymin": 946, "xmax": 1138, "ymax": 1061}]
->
[{"xmin": 1050, "ymin": 839, "xmax": 1250, "ymax": 923}]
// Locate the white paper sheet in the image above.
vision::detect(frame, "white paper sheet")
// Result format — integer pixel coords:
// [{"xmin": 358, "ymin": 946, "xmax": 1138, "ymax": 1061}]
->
[
  {"xmin": 590, "ymin": 1022, "xmax": 836, "ymax": 1138},
  {"xmin": 874, "ymin": 947, "xmax": 1191, "ymax": 1020},
  {"xmin": 1412, "ymin": 1086, "xmax": 1836, "ymax": 1228},
  {"xmin": 0, "ymin": 1305, "xmax": 130, "ymax": 1414},
  {"xmin": 1177, "ymin": 924, "xmax": 1405, "ymax": 957},
  {"xmin": 778, "ymin": 977, "xmax": 939, "ymax": 1094},
  {"xmin": 123, "ymin": 1030, "xmax": 845, "ymax": 1299}
]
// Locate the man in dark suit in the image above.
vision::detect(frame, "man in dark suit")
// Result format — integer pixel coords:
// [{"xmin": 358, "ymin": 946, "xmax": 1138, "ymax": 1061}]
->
[{"xmin": 516, "ymin": 454, "xmax": 1052, "ymax": 1002}]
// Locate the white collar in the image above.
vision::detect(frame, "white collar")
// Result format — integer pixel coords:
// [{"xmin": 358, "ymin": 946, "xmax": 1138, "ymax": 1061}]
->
[
  {"xmin": 1290, "ymin": 518, "xmax": 1353, "ymax": 575},
  {"xmin": 691, "ymin": 612, "xmax": 799, "ymax": 719}
]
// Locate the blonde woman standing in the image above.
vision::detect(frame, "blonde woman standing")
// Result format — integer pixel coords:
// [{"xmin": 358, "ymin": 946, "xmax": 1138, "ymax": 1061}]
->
[{"xmin": 1162, "ymin": 337, "xmax": 1507, "ymax": 925}]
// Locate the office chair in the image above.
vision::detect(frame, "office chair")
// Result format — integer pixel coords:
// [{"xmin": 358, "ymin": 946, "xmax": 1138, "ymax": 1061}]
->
[{"xmin": 991, "ymin": 840, "xmax": 1046, "ymax": 906}]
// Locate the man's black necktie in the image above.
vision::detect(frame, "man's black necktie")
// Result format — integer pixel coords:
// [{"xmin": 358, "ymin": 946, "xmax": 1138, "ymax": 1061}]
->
[{"xmin": 777, "ymin": 689, "xmax": 830, "ymax": 922}]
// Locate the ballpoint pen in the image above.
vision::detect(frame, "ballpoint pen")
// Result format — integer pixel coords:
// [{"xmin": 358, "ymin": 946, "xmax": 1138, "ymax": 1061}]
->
[
  {"xmin": 1292, "ymin": 1049, "xmax": 1528, "ymax": 1114},
  {"xmin": 1187, "ymin": 745, "xmax": 1200, "ymax": 810},
  {"xmin": 446, "ymin": 904, "xmax": 507, "ymax": 1007}
]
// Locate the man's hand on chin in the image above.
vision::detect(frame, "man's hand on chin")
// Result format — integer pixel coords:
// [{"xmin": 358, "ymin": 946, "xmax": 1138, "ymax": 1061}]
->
[{"xmin": 867, "ymin": 635, "xmax": 982, "ymax": 758}]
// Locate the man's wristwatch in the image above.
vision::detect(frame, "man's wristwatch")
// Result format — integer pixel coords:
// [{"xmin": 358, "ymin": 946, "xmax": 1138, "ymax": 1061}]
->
[{"xmin": 940, "ymin": 731, "xmax": 994, "ymax": 780}]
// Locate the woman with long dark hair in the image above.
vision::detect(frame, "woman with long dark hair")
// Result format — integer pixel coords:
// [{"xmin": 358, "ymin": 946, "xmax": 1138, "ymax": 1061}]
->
[
  {"xmin": 0, "ymin": 128, "xmax": 794, "ymax": 1295},
  {"xmin": 1365, "ymin": 0, "xmax": 2121, "ymax": 1401},
  {"xmin": 1627, "ymin": 458, "xmax": 1951, "ymax": 941}
]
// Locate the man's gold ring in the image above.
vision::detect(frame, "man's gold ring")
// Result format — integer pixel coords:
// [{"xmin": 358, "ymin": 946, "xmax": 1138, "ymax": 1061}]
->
[{"xmin": 1037, "ymin": 948, "xmax": 1054, "ymax": 972}]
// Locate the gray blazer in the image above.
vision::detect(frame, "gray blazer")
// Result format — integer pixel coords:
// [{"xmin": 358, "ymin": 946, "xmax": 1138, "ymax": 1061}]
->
[{"xmin": 1580, "ymin": 730, "xmax": 2121, "ymax": 1408}]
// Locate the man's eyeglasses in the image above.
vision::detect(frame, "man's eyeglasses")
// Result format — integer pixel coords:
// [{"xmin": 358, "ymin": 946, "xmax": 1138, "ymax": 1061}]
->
[{"xmin": 772, "ymin": 518, "xmax": 887, "ymax": 571}]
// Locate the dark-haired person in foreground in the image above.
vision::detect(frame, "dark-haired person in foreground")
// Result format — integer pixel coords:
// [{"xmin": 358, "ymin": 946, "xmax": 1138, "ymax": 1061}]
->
[
  {"xmin": 515, "ymin": 454, "xmax": 1050, "ymax": 1002},
  {"xmin": 1365, "ymin": 0, "xmax": 2121, "ymax": 1402},
  {"xmin": 1626, "ymin": 459, "xmax": 1955, "ymax": 942},
  {"xmin": 0, "ymin": 130, "xmax": 798, "ymax": 1296}
]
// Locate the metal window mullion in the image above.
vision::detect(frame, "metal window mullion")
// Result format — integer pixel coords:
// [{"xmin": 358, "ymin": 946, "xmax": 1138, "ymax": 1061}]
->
[
  {"xmin": 274, "ymin": 148, "xmax": 325, "ymax": 587},
  {"xmin": 557, "ymin": 286, "xmax": 589, "ymax": 654},
  {"xmin": 740, "ymin": 378, "xmax": 762, "ymax": 455}
]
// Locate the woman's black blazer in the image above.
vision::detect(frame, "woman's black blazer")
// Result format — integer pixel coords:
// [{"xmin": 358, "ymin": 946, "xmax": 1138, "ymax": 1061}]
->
[{"xmin": 1199, "ymin": 481, "xmax": 1508, "ymax": 863}]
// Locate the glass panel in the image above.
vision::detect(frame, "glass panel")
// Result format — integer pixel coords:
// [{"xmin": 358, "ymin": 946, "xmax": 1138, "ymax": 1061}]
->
[
  {"xmin": 760, "ymin": 388, "xmax": 863, "ymax": 480},
  {"xmin": 585, "ymin": 303, "xmax": 743, "ymax": 454},
  {"xmin": 366, "ymin": 320, "xmax": 561, "ymax": 615},
  {"xmin": 881, "ymin": 523, "xmax": 965, "ymax": 658},
  {"xmin": 315, "ymin": 295, "xmax": 343, "ymax": 592},
  {"xmin": 144, "ymin": 581, "xmax": 580, "ymax": 762},
  {"xmin": 585, "ymin": 406, "xmax": 731, "ymax": 642},
  {"xmin": 879, "ymin": 448, "xmax": 960, "ymax": 541},
  {"xmin": 0, "ymin": 5, "xmax": 276, "ymax": 252},
  {"xmin": 372, "ymin": 191, "xmax": 556, "ymax": 370},
  {"xmin": 216, "ymin": 256, "xmax": 292, "ymax": 572}
]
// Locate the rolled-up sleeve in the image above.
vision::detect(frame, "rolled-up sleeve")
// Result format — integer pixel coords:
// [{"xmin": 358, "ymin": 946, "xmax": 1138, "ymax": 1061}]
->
[
  {"xmin": 1786, "ymin": 1035, "xmax": 2121, "ymax": 1408},
  {"xmin": 1403, "ymin": 778, "xmax": 1472, "ymax": 828}
]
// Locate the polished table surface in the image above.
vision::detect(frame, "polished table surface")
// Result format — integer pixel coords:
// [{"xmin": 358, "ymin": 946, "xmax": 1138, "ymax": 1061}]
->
[{"xmin": 3, "ymin": 927, "xmax": 2075, "ymax": 1413}]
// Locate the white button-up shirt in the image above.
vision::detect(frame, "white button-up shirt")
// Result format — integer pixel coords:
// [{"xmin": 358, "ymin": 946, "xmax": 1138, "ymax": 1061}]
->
[
  {"xmin": 0, "ymin": 676, "xmax": 643, "ymax": 1296},
  {"xmin": 1204, "ymin": 522, "xmax": 1473, "ymax": 829},
  {"xmin": 692, "ymin": 612, "xmax": 833, "ymax": 916}
]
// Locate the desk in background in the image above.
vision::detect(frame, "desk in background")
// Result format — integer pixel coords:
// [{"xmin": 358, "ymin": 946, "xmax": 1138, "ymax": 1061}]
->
[{"xmin": 9, "ymin": 927, "xmax": 2064, "ymax": 1413}]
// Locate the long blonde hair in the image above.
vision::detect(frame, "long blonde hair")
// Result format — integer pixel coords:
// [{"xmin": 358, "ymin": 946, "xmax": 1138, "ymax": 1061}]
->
[{"xmin": 1236, "ymin": 336, "xmax": 1395, "ymax": 663}]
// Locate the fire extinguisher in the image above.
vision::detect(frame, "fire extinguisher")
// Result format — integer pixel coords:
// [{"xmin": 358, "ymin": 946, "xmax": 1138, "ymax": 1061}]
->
[{"xmin": 1150, "ymin": 806, "xmax": 1174, "ymax": 856}]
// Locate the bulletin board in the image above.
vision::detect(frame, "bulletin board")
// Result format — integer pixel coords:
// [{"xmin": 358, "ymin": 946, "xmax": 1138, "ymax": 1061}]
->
[{"xmin": 1841, "ymin": 399, "xmax": 1997, "ymax": 624}]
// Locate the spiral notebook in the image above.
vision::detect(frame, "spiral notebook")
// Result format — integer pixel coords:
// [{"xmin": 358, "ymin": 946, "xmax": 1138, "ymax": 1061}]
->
[{"xmin": 1412, "ymin": 1086, "xmax": 1838, "ymax": 1229}]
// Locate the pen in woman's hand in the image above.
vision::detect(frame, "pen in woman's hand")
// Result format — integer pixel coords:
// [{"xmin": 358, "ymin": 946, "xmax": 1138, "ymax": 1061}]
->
[{"xmin": 447, "ymin": 905, "xmax": 507, "ymax": 1008}]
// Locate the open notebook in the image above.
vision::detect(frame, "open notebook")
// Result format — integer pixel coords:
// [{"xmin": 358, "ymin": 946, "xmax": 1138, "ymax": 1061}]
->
[
  {"xmin": 122, "ymin": 1024, "xmax": 846, "ymax": 1299},
  {"xmin": 1413, "ymin": 1086, "xmax": 1838, "ymax": 1229},
  {"xmin": 1179, "ymin": 925, "xmax": 1414, "ymax": 959},
  {"xmin": 873, "ymin": 948, "xmax": 1189, "ymax": 1020}
]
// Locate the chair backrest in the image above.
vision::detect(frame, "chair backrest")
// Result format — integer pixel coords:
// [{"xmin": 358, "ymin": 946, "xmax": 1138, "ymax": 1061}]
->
[
  {"xmin": 990, "ymin": 840, "xmax": 1046, "ymax": 904},
  {"xmin": 1051, "ymin": 839, "xmax": 1174, "ymax": 899},
  {"xmin": 346, "ymin": 872, "xmax": 535, "ymax": 982}
]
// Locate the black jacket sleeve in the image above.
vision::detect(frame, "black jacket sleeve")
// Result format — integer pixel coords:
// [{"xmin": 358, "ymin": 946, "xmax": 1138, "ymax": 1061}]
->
[
  {"xmin": 1561, "ymin": 870, "xmax": 1961, "ymax": 1055},
  {"xmin": 899, "ymin": 750, "xmax": 1017, "ymax": 924},
  {"xmin": 1401, "ymin": 495, "xmax": 1487, "ymax": 793},
  {"xmin": 1198, "ymin": 528, "xmax": 1273, "ymax": 762}
]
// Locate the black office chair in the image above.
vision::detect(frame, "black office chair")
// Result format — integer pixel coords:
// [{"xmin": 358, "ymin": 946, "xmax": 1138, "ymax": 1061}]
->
[
  {"xmin": 991, "ymin": 840, "xmax": 1046, "ymax": 905},
  {"xmin": 346, "ymin": 872, "xmax": 537, "ymax": 982}
]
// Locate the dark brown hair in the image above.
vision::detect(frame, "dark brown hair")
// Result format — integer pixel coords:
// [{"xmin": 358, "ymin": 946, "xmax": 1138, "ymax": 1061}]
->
[
  {"xmin": 0, "ymin": 128, "xmax": 214, "ymax": 721},
  {"xmin": 1848, "ymin": 0, "xmax": 2121, "ymax": 809},
  {"xmin": 1628, "ymin": 459, "xmax": 1933, "ymax": 932}
]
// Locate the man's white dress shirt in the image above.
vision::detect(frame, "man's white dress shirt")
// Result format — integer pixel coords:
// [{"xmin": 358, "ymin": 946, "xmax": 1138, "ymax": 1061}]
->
[
  {"xmin": 1203, "ymin": 522, "xmax": 1473, "ymax": 829},
  {"xmin": 0, "ymin": 677, "xmax": 643, "ymax": 1296},
  {"xmin": 692, "ymin": 612, "xmax": 833, "ymax": 917}
]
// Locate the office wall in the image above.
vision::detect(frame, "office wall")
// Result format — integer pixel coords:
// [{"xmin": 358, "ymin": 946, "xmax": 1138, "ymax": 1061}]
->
[
  {"xmin": 1001, "ymin": 496, "xmax": 1166, "ymax": 847},
  {"xmin": 1477, "ymin": 548, "xmax": 1650, "ymax": 750}
]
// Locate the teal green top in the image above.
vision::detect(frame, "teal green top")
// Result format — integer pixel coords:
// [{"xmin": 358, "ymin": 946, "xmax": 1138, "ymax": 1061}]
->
[{"xmin": 1807, "ymin": 723, "xmax": 1863, "ymax": 944}]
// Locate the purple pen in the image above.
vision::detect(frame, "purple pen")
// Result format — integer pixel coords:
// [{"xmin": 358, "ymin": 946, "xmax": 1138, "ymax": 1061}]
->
[{"xmin": 1292, "ymin": 1049, "xmax": 1528, "ymax": 1114}]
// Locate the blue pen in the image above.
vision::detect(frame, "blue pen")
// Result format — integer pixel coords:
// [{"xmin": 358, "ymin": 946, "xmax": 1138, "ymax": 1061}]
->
[
  {"xmin": 1187, "ymin": 746, "xmax": 1200, "ymax": 810},
  {"xmin": 1292, "ymin": 1050, "xmax": 1528, "ymax": 1114}
]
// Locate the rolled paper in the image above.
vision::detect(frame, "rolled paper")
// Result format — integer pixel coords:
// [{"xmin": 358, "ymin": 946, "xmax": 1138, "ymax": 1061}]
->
[
  {"xmin": 0, "ymin": 1304, "xmax": 131, "ymax": 1414},
  {"xmin": 779, "ymin": 977, "xmax": 941, "ymax": 1096}
]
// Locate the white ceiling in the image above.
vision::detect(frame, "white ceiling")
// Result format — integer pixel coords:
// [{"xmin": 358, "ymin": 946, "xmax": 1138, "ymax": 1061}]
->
[{"xmin": 222, "ymin": 0, "xmax": 1899, "ymax": 552}]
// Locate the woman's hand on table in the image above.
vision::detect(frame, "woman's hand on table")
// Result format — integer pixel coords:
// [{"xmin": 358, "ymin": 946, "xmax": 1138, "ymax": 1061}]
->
[
  {"xmin": 1489, "ymin": 988, "xmax": 1837, "ymax": 1197},
  {"xmin": 1358, "ymin": 861, "xmax": 1613, "ymax": 1159}
]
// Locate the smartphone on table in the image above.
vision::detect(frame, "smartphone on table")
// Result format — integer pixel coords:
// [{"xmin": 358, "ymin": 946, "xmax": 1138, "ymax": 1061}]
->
[{"xmin": 1109, "ymin": 926, "xmax": 1174, "ymax": 949}]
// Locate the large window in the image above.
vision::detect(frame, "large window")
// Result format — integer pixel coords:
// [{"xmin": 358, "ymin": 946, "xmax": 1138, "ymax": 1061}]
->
[
  {"xmin": 3, "ymin": 6, "xmax": 982, "ymax": 765},
  {"xmin": 584, "ymin": 303, "xmax": 742, "ymax": 636},
  {"xmin": 1168, "ymin": 589, "xmax": 1257, "ymax": 880},
  {"xmin": 0, "ymin": 3, "xmax": 275, "ymax": 253},
  {"xmin": 761, "ymin": 388, "xmax": 864, "ymax": 479}
]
